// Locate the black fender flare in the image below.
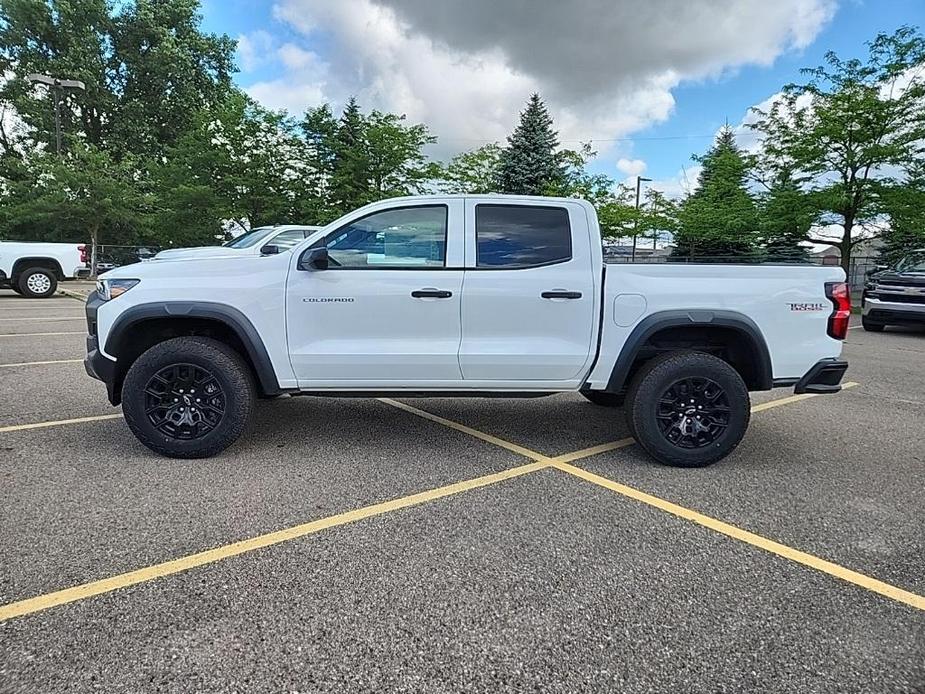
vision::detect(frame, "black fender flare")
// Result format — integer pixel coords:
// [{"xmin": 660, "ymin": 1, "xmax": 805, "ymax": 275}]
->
[
  {"xmin": 605, "ymin": 309, "xmax": 773, "ymax": 392},
  {"xmin": 105, "ymin": 301, "xmax": 282, "ymax": 397}
]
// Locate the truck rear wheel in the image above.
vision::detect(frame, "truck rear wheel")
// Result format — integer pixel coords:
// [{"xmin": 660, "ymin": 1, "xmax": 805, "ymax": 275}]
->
[
  {"xmin": 122, "ymin": 337, "xmax": 255, "ymax": 458},
  {"xmin": 626, "ymin": 351, "xmax": 750, "ymax": 468},
  {"xmin": 18, "ymin": 267, "xmax": 57, "ymax": 298}
]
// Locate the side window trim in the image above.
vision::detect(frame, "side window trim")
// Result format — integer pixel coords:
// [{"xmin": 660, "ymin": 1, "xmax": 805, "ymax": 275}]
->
[
  {"xmin": 315, "ymin": 204, "xmax": 449, "ymax": 270},
  {"xmin": 474, "ymin": 203, "xmax": 573, "ymax": 270}
]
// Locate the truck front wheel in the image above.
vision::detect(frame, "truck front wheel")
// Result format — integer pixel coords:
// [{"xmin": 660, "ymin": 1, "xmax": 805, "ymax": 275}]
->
[
  {"xmin": 122, "ymin": 337, "xmax": 255, "ymax": 458},
  {"xmin": 626, "ymin": 351, "xmax": 750, "ymax": 468}
]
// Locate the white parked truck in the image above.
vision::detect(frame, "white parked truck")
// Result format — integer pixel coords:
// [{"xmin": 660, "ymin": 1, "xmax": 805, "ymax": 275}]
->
[
  {"xmin": 84, "ymin": 195, "xmax": 850, "ymax": 466},
  {"xmin": 0, "ymin": 241, "xmax": 89, "ymax": 298}
]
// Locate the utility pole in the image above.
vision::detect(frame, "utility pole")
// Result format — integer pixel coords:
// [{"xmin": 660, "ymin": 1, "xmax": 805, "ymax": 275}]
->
[
  {"xmin": 631, "ymin": 175, "xmax": 652, "ymax": 262},
  {"xmin": 25, "ymin": 73, "xmax": 85, "ymax": 156}
]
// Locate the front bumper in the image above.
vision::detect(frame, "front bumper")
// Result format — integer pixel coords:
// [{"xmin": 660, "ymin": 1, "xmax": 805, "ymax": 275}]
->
[
  {"xmin": 84, "ymin": 291, "xmax": 120, "ymax": 405},
  {"xmin": 862, "ymin": 296, "xmax": 925, "ymax": 325},
  {"xmin": 794, "ymin": 358, "xmax": 849, "ymax": 395}
]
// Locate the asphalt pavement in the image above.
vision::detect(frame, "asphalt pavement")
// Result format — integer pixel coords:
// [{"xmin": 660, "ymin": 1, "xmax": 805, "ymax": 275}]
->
[{"xmin": 0, "ymin": 288, "xmax": 922, "ymax": 693}]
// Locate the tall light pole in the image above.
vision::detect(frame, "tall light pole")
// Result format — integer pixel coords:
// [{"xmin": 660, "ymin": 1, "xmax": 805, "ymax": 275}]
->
[
  {"xmin": 25, "ymin": 73, "xmax": 85, "ymax": 156},
  {"xmin": 632, "ymin": 175, "xmax": 652, "ymax": 262}
]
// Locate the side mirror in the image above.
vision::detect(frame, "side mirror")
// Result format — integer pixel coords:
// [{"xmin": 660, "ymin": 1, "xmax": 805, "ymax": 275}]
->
[
  {"xmin": 260, "ymin": 244, "xmax": 281, "ymax": 255},
  {"xmin": 298, "ymin": 246, "xmax": 329, "ymax": 271}
]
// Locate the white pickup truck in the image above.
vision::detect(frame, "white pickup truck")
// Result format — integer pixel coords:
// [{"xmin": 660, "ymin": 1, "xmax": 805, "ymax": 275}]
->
[
  {"xmin": 84, "ymin": 195, "xmax": 850, "ymax": 467},
  {"xmin": 0, "ymin": 241, "xmax": 88, "ymax": 298}
]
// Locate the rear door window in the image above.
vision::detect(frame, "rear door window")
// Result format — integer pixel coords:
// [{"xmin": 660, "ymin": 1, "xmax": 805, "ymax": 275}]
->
[{"xmin": 475, "ymin": 205, "xmax": 572, "ymax": 268}]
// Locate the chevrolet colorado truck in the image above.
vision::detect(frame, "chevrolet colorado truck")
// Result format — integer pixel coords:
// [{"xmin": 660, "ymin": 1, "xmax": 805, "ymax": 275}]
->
[
  {"xmin": 84, "ymin": 195, "xmax": 850, "ymax": 467},
  {"xmin": 861, "ymin": 249, "xmax": 925, "ymax": 331},
  {"xmin": 0, "ymin": 241, "xmax": 89, "ymax": 298}
]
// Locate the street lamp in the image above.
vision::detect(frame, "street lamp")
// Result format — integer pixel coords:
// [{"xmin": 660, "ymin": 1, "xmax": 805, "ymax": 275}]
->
[
  {"xmin": 25, "ymin": 73, "xmax": 85, "ymax": 156},
  {"xmin": 632, "ymin": 175, "xmax": 652, "ymax": 262}
]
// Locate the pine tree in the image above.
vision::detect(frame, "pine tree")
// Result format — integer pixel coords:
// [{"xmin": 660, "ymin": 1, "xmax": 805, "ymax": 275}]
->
[
  {"xmin": 498, "ymin": 94, "xmax": 565, "ymax": 195},
  {"xmin": 672, "ymin": 128, "xmax": 760, "ymax": 261},
  {"xmin": 758, "ymin": 170, "xmax": 813, "ymax": 263},
  {"xmin": 331, "ymin": 97, "xmax": 371, "ymax": 213}
]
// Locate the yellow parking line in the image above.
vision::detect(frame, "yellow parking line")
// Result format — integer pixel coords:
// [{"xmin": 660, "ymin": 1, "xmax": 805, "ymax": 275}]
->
[
  {"xmin": 0, "ymin": 461, "xmax": 546, "ymax": 622},
  {"xmin": 0, "ymin": 414, "xmax": 123, "ymax": 434},
  {"xmin": 379, "ymin": 397, "xmax": 549, "ymax": 461},
  {"xmin": 0, "ymin": 331, "xmax": 84, "ymax": 337},
  {"xmin": 382, "ymin": 384, "xmax": 925, "ymax": 612},
  {"xmin": 751, "ymin": 381, "xmax": 858, "ymax": 413},
  {"xmin": 0, "ymin": 359, "xmax": 84, "ymax": 368},
  {"xmin": 551, "ymin": 461, "xmax": 924, "ymax": 612}
]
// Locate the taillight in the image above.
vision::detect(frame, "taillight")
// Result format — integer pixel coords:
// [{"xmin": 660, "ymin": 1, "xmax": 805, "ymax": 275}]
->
[
  {"xmin": 78, "ymin": 245, "xmax": 88, "ymax": 264},
  {"xmin": 825, "ymin": 281, "xmax": 851, "ymax": 340}
]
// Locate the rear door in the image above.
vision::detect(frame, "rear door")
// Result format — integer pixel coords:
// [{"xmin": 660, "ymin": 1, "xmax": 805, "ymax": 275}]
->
[
  {"xmin": 459, "ymin": 201, "xmax": 597, "ymax": 382},
  {"xmin": 286, "ymin": 201, "xmax": 465, "ymax": 385}
]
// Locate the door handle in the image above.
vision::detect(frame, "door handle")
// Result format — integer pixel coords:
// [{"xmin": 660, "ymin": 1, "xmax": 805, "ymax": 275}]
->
[
  {"xmin": 541, "ymin": 290, "xmax": 582, "ymax": 299},
  {"xmin": 411, "ymin": 288, "xmax": 453, "ymax": 299}
]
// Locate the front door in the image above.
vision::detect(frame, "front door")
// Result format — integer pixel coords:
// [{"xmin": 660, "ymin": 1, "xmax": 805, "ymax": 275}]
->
[{"xmin": 286, "ymin": 201, "xmax": 465, "ymax": 386}]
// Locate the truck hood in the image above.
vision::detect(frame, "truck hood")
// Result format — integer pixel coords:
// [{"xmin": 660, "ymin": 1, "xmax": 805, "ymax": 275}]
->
[
  {"xmin": 872, "ymin": 271, "xmax": 925, "ymax": 287},
  {"xmin": 154, "ymin": 246, "xmax": 242, "ymax": 260},
  {"xmin": 102, "ymin": 252, "xmax": 271, "ymax": 281}
]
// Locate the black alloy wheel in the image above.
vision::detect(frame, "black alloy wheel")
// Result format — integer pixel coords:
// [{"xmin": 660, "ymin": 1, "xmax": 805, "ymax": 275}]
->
[
  {"xmin": 143, "ymin": 363, "xmax": 226, "ymax": 440},
  {"xmin": 655, "ymin": 377, "xmax": 730, "ymax": 449}
]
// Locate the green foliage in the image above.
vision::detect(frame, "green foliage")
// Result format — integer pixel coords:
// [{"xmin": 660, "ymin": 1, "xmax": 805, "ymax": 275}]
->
[
  {"xmin": 324, "ymin": 98, "xmax": 437, "ymax": 216},
  {"xmin": 0, "ymin": 144, "xmax": 150, "ymax": 246},
  {"xmin": 365, "ymin": 110, "xmax": 438, "ymax": 200},
  {"xmin": 749, "ymin": 26, "xmax": 925, "ymax": 271},
  {"xmin": 757, "ymin": 170, "xmax": 814, "ymax": 262},
  {"xmin": 154, "ymin": 92, "xmax": 311, "ymax": 245},
  {"xmin": 0, "ymin": 0, "xmax": 235, "ymax": 159},
  {"xmin": 878, "ymin": 181, "xmax": 925, "ymax": 266},
  {"xmin": 636, "ymin": 189, "xmax": 678, "ymax": 249},
  {"xmin": 439, "ymin": 143, "xmax": 502, "ymax": 194},
  {"xmin": 672, "ymin": 128, "xmax": 760, "ymax": 260},
  {"xmin": 498, "ymin": 93, "xmax": 565, "ymax": 195}
]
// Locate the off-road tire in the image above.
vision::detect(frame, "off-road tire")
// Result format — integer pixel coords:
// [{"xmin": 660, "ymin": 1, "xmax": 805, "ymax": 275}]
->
[
  {"xmin": 18, "ymin": 267, "xmax": 57, "ymax": 298},
  {"xmin": 626, "ymin": 350, "xmax": 750, "ymax": 468},
  {"xmin": 122, "ymin": 337, "xmax": 255, "ymax": 458}
]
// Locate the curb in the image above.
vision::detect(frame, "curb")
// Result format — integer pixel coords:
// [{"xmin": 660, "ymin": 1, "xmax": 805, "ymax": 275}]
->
[{"xmin": 57, "ymin": 288, "xmax": 91, "ymax": 301}]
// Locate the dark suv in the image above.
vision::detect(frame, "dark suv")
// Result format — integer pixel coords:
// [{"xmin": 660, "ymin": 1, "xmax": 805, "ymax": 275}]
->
[{"xmin": 862, "ymin": 249, "xmax": 925, "ymax": 331}]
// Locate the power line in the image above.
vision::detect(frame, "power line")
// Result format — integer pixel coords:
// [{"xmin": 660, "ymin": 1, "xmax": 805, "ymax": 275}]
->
[{"xmin": 433, "ymin": 133, "xmax": 718, "ymax": 144}]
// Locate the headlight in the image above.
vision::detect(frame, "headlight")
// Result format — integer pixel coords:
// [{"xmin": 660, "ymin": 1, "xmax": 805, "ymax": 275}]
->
[{"xmin": 97, "ymin": 278, "xmax": 140, "ymax": 301}]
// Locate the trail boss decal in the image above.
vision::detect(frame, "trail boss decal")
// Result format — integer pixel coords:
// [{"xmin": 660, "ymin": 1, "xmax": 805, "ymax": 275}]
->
[{"xmin": 788, "ymin": 302, "xmax": 826, "ymax": 312}]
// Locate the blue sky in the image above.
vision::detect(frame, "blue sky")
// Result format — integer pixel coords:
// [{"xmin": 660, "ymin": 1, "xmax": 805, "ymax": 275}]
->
[{"xmin": 201, "ymin": 0, "xmax": 923, "ymax": 192}]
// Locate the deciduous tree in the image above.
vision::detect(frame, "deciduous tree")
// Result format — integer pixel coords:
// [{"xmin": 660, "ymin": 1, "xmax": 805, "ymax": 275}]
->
[{"xmin": 749, "ymin": 26, "xmax": 925, "ymax": 272}]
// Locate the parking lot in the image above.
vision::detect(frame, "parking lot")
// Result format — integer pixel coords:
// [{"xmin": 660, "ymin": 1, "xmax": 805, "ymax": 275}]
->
[{"xmin": 0, "ymin": 289, "xmax": 923, "ymax": 693}]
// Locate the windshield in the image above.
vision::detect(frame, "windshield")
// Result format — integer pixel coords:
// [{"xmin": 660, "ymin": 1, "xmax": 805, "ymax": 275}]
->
[
  {"xmin": 895, "ymin": 251, "xmax": 925, "ymax": 273},
  {"xmin": 223, "ymin": 227, "xmax": 275, "ymax": 249}
]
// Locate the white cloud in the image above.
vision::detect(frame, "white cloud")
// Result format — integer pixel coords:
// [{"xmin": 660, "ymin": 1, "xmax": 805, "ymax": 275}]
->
[
  {"xmin": 616, "ymin": 158, "xmax": 647, "ymax": 178},
  {"xmin": 244, "ymin": 0, "xmax": 837, "ymax": 160},
  {"xmin": 236, "ymin": 30, "xmax": 274, "ymax": 73}
]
